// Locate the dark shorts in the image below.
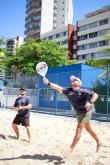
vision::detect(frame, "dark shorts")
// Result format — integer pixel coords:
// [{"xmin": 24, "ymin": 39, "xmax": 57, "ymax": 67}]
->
[{"xmin": 13, "ymin": 114, "xmax": 30, "ymax": 126}]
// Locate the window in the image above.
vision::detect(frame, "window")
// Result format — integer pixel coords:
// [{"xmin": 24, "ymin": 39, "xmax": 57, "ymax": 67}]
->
[
  {"xmin": 78, "ymin": 35, "xmax": 87, "ymax": 41},
  {"xmin": 78, "ymin": 25, "xmax": 88, "ymax": 31},
  {"xmin": 7, "ymin": 40, "xmax": 15, "ymax": 45},
  {"xmin": 82, "ymin": 55, "xmax": 86, "ymax": 60},
  {"xmin": 61, "ymin": 39, "xmax": 68, "ymax": 45},
  {"xmin": 73, "ymin": 40, "xmax": 77, "ymax": 45},
  {"xmin": 89, "ymin": 22, "xmax": 97, "ymax": 28},
  {"xmin": 89, "ymin": 42, "xmax": 97, "ymax": 48},
  {"xmin": 91, "ymin": 53, "xmax": 95, "ymax": 58},
  {"xmin": 63, "ymin": 31, "xmax": 66, "ymax": 36},
  {"xmin": 99, "ymin": 19, "xmax": 108, "ymax": 26},
  {"xmin": 99, "ymin": 40, "xmax": 109, "ymax": 46},
  {"xmin": 56, "ymin": 33, "xmax": 60, "ymax": 38},
  {"xmin": 48, "ymin": 36, "xmax": 53, "ymax": 40},
  {"xmin": 89, "ymin": 32, "xmax": 97, "ymax": 38},
  {"xmin": 25, "ymin": 18, "xmax": 31, "ymax": 23},
  {"xmin": 73, "ymin": 49, "xmax": 77, "ymax": 54},
  {"xmin": 78, "ymin": 56, "xmax": 82, "ymax": 60},
  {"xmin": 31, "ymin": 23, "xmax": 40, "ymax": 29},
  {"xmin": 33, "ymin": 15, "xmax": 41, "ymax": 20},
  {"xmin": 98, "ymin": 29, "xmax": 110, "ymax": 36},
  {"xmin": 78, "ymin": 44, "xmax": 88, "ymax": 50}
]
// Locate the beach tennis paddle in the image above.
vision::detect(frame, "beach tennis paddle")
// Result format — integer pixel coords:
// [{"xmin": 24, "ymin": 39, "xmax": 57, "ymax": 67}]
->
[{"xmin": 36, "ymin": 62, "xmax": 48, "ymax": 77}]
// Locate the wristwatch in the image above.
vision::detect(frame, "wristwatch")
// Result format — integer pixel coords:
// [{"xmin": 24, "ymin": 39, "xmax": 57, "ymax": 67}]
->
[{"xmin": 48, "ymin": 82, "xmax": 51, "ymax": 86}]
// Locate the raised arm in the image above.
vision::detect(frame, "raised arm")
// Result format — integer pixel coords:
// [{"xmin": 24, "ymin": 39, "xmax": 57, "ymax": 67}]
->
[{"xmin": 43, "ymin": 77, "xmax": 63, "ymax": 94}]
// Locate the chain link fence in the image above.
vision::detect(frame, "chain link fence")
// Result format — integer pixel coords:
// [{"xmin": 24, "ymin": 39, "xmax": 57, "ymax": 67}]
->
[
  {"xmin": 0, "ymin": 75, "xmax": 38, "ymax": 108},
  {"xmin": 0, "ymin": 66, "xmax": 110, "ymax": 121},
  {"xmin": 37, "ymin": 66, "xmax": 110, "ymax": 121}
]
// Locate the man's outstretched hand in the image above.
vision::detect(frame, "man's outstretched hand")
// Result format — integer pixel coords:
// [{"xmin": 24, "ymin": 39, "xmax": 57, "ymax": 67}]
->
[{"xmin": 43, "ymin": 77, "xmax": 49, "ymax": 85}]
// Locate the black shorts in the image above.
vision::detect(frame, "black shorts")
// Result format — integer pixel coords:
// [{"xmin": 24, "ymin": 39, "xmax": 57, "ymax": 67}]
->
[{"xmin": 13, "ymin": 114, "xmax": 30, "ymax": 126}]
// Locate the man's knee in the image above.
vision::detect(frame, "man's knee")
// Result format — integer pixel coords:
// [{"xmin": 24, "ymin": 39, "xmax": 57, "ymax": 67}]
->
[
  {"xmin": 12, "ymin": 123, "xmax": 17, "ymax": 128},
  {"xmin": 25, "ymin": 126, "xmax": 30, "ymax": 130},
  {"xmin": 76, "ymin": 124, "xmax": 85, "ymax": 136}
]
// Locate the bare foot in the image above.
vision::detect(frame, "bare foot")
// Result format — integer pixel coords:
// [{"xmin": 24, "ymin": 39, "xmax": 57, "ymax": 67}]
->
[
  {"xmin": 16, "ymin": 135, "xmax": 19, "ymax": 140},
  {"xmin": 68, "ymin": 146, "xmax": 74, "ymax": 153},
  {"xmin": 96, "ymin": 141, "xmax": 102, "ymax": 152}
]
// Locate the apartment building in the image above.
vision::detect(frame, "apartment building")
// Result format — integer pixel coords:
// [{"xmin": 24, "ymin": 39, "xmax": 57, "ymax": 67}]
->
[
  {"xmin": 40, "ymin": 0, "xmax": 73, "ymax": 58},
  {"xmin": 73, "ymin": 5, "xmax": 110, "ymax": 61},
  {"xmin": 40, "ymin": 24, "xmax": 74, "ymax": 59},
  {"xmin": 6, "ymin": 36, "xmax": 24, "ymax": 55},
  {"xmin": 40, "ymin": 0, "xmax": 73, "ymax": 34},
  {"xmin": 25, "ymin": 0, "xmax": 73, "ymax": 50}
]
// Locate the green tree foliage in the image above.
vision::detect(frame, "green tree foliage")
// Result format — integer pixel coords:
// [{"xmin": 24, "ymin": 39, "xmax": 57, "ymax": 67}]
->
[
  {"xmin": 4, "ymin": 39, "xmax": 76, "ymax": 75},
  {"xmin": 0, "ymin": 38, "xmax": 8, "ymax": 73},
  {"xmin": 92, "ymin": 77, "xmax": 110, "ymax": 114},
  {"xmin": 85, "ymin": 58, "xmax": 110, "ymax": 68}
]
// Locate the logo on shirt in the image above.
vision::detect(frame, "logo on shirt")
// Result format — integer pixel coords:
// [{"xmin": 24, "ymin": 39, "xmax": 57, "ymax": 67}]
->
[
  {"xmin": 78, "ymin": 92, "xmax": 81, "ymax": 96},
  {"xmin": 68, "ymin": 92, "xmax": 75, "ymax": 95},
  {"xmin": 68, "ymin": 92, "xmax": 82, "ymax": 96}
]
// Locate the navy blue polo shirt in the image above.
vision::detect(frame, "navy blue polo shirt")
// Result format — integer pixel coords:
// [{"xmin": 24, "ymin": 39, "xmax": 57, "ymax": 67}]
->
[
  {"xmin": 63, "ymin": 87, "xmax": 95, "ymax": 114},
  {"xmin": 14, "ymin": 96, "xmax": 31, "ymax": 117}
]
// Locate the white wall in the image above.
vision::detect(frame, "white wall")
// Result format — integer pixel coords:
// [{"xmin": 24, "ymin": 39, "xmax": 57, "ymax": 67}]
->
[
  {"xmin": 40, "ymin": 0, "xmax": 73, "ymax": 34},
  {"xmin": 65, "ymin": 0, "xmax": 73, "ymax": 25},
  {"xmin": 40, "ymin": 0, "xmax": 54, "ymax": 34}
]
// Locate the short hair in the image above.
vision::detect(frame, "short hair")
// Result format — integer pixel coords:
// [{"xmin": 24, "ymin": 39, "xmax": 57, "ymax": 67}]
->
[
  {"xmin": 19, "ymin": 87, "xmax": 25, "ymax": 91},
  {"xmin": 70, "ymin": 75, "xmax": 82, "ymax": 86}
]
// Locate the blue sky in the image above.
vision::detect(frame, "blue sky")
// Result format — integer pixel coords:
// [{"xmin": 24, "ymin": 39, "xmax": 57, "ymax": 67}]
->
[{"xmin": 0, "ymin": 0, "xmax": 110, "ymax": 39}]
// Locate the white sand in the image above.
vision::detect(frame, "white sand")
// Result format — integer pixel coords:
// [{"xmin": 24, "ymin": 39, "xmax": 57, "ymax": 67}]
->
[{"xmin": 0, "ymin": 109, "xmax": 110, "ymax": 165}]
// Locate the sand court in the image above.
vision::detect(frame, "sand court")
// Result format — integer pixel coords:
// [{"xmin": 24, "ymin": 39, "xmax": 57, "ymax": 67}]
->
[{"xmin": 0, "ymin": 110, "xmax": 110, "ymax": 165}]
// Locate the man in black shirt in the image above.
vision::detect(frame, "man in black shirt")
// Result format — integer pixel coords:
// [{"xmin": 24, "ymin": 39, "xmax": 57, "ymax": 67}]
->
[{"xmin": 43, "ymin": 76, "xmax": 101, "ymax": 152}]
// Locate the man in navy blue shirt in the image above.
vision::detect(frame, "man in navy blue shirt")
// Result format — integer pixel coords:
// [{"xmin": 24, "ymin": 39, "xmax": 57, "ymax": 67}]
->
[
  {"xmin": 43, "ymin": 76, "xmax": 101, "ymax": 152},
  {"xmin": 12, "ymin": 87, "xmax": 32, "ymax": 142}
]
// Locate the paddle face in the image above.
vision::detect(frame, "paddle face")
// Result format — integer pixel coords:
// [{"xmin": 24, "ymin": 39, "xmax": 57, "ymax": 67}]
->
[{"xmin": 36, "ymin": 62, "xmax": 48, "ymax": 77}]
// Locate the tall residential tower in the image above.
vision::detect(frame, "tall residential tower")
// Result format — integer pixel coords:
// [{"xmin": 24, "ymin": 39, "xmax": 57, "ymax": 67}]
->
[
  {"xmin": 25, "ymin": 0, "xmax": 73, "ymax": 39},
  {"xmin": 25, "ymin": 0, "xmax": 41, "ymax": 40}
]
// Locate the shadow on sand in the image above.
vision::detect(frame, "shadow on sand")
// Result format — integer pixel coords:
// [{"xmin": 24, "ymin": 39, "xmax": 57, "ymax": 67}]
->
[
  {"xmin": 0, "ymin": 154, "xmax": 65, "ymax": 165},
  {"xmin": 0, "ymin": 134, "xmax": 7, "ymax": 139},
  {"xmin": 7, "ymin": 135, "xmax": 17, "ymax": 140}
]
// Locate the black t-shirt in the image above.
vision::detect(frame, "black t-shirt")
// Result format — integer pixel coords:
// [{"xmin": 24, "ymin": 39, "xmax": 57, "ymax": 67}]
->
[
  {"xmin": 63, "ymin": 87, "xmax": 94, "ymax": 114},
  {"xmin": 14, "ymin": 96, "xmax": 31, "ymax": 117}
]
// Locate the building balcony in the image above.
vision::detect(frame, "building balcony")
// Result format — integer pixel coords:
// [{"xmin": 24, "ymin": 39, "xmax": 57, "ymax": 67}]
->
[
  {"xmin": 25, "ymin": 19, "xmax": 41, "ymax": 28},
  {"xmin": 26, "ymin": 6, "xmax": 41, "ymax": 15},
  {"xmin": 24, "ymin": 26, "xmax": 40, "ymax": 35},
  {"xmin": 24, "ymin": 32, "xmax": 40, "ymax": 41},
  {"xmin": 26, "ymin": 0, "xmax": 41, "ymax": 8}
]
